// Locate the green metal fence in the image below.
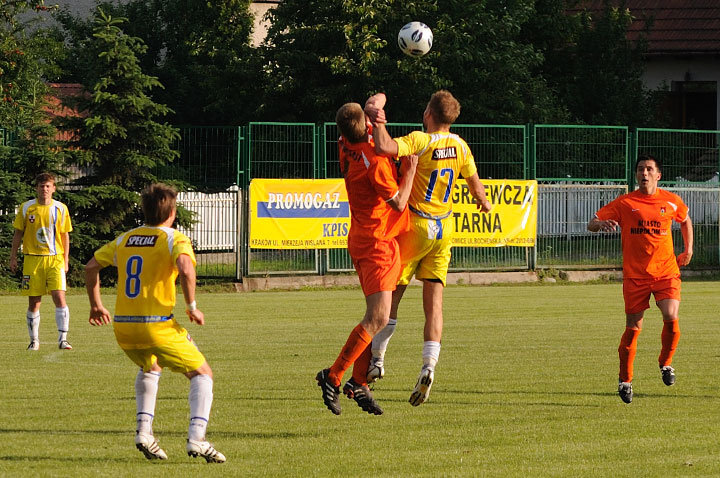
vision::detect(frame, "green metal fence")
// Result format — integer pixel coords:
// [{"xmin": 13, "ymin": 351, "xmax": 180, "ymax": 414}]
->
[
  {"xmin": 37, "ymin": 123, "xmax": 718, "ymax": 278},
  {"xmin": 635, "ymin": 128, "xmax": 720, "ymax": 186},
  {"xmin": 534, "ymin": 125, "xmax": 629, "ymax": 182}
]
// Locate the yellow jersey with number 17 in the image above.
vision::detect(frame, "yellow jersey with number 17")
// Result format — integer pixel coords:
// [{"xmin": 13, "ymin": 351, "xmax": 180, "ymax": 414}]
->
[
  {"xmin": 395, "ymin": 130, "xmax": 477, "ymax": 219},
  {"xmin": 93, "ymin": 225, "xmax": 196, "ymax": 349},
  {"xmin": 13, "ymin": 199, "xmax": 72, "ymax": 256}
]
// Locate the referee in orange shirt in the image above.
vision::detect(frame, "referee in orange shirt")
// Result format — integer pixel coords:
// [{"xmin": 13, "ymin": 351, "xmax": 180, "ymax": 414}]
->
[
  {"xmin": 588, "ymin": 154, "xmax": 693, "ymax": 404},
  {"xmin": 316, "ymin": 95, "xmax": 417, "ymax": 415}
]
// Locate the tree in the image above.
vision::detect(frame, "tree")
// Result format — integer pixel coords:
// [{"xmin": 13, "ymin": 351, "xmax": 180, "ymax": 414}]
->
[
  {"xmin": 58, "ymin": 8, "xmax": 181, "ymax": 274},
  {"xmin": 260, "ymin": 0, "xmax": 567, "ymax": 124},
  {"xmin": 0, "ymin": 1, "xmax": 64, "ymax": 287},
  {"xmin": 54, "ymin": 0, "xmax": 262, "ymax": 125}
]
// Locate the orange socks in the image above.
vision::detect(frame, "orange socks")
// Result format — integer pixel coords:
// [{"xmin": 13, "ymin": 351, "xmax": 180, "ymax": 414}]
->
[
  {"xmin": 658, "ymin": 319, "xmax": 680, "ymax": 367},
  {"xmin": 329, "ymin": 324, "xmax": 372, "ymax": 386},
  {"xmin": 351, "ymin": 345, "xmax": 372, "ymax": 386},
  {"xmin": 618, "ymin": 327, "xmax": 641, "ymax": 383}
]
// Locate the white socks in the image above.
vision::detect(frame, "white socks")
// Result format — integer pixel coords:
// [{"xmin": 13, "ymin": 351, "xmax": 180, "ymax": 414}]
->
[
  {"xmin": 188, "ymin": 374, "xmax": 214, "ymax": 441},
  {"xmin": 422, "ymin": 341, "xmax": 441, "ymax": 370},
  {"xmin": 55, "ymin": 306, "xmax": 69, "ymax": 342},
  {"xmin": 27, "ymin": 310, "xmax": 40, "ymax": 341},
  {"xmin": 135, "ymin": 370, "xmax": 161, "ymax": 435},
  {"xmin": 371, "ymin": 318, "xmax": 397, "ymax": 366}
]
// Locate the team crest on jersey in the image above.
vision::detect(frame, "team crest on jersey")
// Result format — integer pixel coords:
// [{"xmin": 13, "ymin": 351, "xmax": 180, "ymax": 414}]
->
[
  {"xmin": 126, "ymin": 235, "xmax": 158, "ymax": 247},
  {"xmin": 432, "ymin": 147, "xmax": 457, "ymax": 160},
  {"xmin": 28, "ymin": 214, "xmax": 35, "ymax": 223},
  {"xmin": 660, "ymin": 207, "xmax": 666, "ymax": 216}
]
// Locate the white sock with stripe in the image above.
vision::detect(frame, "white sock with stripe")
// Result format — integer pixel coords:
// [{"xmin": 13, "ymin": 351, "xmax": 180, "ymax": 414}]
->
[
  {"xmin": 422, "ymin": 341, "xmax": 441, "ymax": 370},
  {"xmin": 371, "ymin": 318, "xmax": 397, "ymax": 367},
  {"xmin": 27, "ymin": 310, "xmax": 40, "ymax": 341},
  {"xmin": 135, "ymin": 370, "xmax": 161, "ymax": 435},
  {"xmin": 188, "ymin": 374, "xmax": 213, "ymax": 441},
  {"xmin": 55, "ymin": 306, "xmax": 69, "ymax": 342}
]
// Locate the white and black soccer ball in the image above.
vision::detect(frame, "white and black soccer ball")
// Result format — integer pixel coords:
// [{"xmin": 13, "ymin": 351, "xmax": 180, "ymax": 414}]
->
[{"xmin": 398, "ymin": 21, "xmax": 433, "ymax": 57}]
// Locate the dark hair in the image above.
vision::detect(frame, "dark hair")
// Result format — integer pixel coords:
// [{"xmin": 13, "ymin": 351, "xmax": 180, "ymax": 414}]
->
[
  {"xmin": 141, "ymin": 183, "xmax": 177, "ymax": 226},
  {"xmin": 336, "ymin": 103, "xmax": 367, "ymax": 143},
  {"xmin": 636, "ymin": 154, "xmax": 662, "ymax": 173},
  {"xmin": 34, "ymin": 172, "xmax": 56, "ymax": 185},
  {"xmin": 427, "ymin": 90, "xmax": 461, "ymax": 125}
]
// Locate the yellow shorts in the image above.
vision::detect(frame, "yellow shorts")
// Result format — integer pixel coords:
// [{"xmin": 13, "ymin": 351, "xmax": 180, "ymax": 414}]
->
[
  {"xmin": 21, "ymin": 255, "xmax": 66, "ymax": 296},
  {"xmin": 397, "ymin": 213, "xmax": 453, "ymax": 286},
  {"xmin": 121, "ymin": 326, "xmax": 207, "ymax": 373}
]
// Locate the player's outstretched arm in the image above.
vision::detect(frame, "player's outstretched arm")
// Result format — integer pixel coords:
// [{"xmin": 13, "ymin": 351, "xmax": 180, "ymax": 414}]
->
[
  {"xmin": 465, "ymin": 174, "xmax": 492, "ymax": 213},
  {"xmin": 677, "ymin": 216, "xmax": 694, "ymax": 267},
  {"xmin": 388, "ymin": 154, "xmax": 418, "ymax": 212},
  {"xmin": 84, "ymin": 257, "xmax": 111, "ymax": 326},
  {"xmin": 177, "ymin": 253, "xmax": 205, "ymax": 325},
  {"xmin": 587, "ymin": 217, "xmax": 618, "ymax": 232}
]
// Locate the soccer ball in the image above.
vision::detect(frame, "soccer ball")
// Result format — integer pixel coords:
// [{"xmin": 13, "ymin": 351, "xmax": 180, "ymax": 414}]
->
[{"xmin": 398, "ymin": 22, "xmax": 433, "ymax": 57}]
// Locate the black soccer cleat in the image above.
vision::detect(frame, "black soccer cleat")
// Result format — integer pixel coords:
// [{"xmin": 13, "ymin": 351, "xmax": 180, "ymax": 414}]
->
[
  {"xmin": 618, "ymin": 380, "xmax": 633, "ymax": 404},
  {"xmin": 661, "ymin": 366, "xmax": 676, "ymax": 386},
  {"xmin": 343, "ymin": 378, "xmax": 384, "ymax": 415},
  {"xmin": 316, "ymin": 369, "xmax": 341, "ymax": 415}
]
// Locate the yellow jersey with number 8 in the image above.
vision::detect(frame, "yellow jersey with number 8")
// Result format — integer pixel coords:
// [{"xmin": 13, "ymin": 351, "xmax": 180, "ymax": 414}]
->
[{"xmin": 93, "ymin": 225, "xmax": 196, "ymax": 348}]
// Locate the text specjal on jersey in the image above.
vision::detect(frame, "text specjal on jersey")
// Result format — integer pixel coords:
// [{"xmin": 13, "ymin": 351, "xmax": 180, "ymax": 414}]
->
[
  {"xmin": 432, "ymin": 147, "xmax": 457, "ymax": 160},
  {"xmin": 126, "ymin": 235, "xmax": 158, "ymax": 247}
]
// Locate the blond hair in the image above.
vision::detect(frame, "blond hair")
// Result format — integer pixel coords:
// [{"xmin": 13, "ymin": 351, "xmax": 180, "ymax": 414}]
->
[
  {"xmin": 335, "ymin": 103, "xmax": 367, "ymax": 143},
  {"xmin": 427, "ymin": 90, "xmax": 461, "ymax": 125}
]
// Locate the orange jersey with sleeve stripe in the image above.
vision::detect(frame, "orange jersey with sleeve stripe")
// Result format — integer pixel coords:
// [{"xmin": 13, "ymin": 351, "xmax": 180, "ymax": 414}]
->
[
  {"xmin": 595, "ymin": 189, "xmax": 689, "ymax": 279},
  {"xmin": 338, "ymin": 130, "xmax": 409, "ymax": 245}
]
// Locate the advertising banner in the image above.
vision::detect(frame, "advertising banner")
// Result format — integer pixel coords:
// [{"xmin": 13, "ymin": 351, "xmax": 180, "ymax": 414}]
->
[
  {"xmin": 451, "ymin": 179, "xmax": 537, "ymax": 247},
  {"xmin": 249, "ymin": 178, "xmax": 537, "ymax": 249},
  {"xmin": 249, "ymin": 179, "xmax": 350, "ymax": 249}
]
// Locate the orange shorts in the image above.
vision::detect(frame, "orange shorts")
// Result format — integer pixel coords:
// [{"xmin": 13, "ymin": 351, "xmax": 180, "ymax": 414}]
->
[
  {"xmin": 349, "ymin": 238, "xmax": 401, "ymax": 297},
  {"xmin": 622, "ymin": 276, "xmax": 681, "ymax": 314}
]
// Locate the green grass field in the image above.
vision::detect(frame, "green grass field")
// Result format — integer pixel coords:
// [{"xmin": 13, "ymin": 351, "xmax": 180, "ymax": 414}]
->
[{"xmin": 3, "ymin": 282, "xmax": 720, "ymax": 477}]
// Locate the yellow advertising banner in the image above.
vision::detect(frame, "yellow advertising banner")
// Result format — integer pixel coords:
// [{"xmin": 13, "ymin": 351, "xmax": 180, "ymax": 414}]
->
[
  {"xmin": 451, "ymin": 179, "xmax": 537, "ymax": 247},
  {"xmin": 249, "ymin": 178, "xmax": 537, "ymax": 249},
  {"xmin": 249, "ymin": 179, "xmax": 350, "ymax": 249}
]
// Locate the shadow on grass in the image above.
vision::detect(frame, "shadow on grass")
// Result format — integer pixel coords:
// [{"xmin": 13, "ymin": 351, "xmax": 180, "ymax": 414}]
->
[{"xmin": 0, "ymin": 428, "xmax": 311, "ymax": 440}]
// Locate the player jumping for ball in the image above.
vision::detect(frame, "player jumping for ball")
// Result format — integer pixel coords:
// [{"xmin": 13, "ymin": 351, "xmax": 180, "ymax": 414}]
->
[
  {"xmin": 364, "ymin": 90, "xmax": 492, "ymax": 406},
  {"xmin": 316, "ymin": 97, "xmax": 417, "ymax": 415}
]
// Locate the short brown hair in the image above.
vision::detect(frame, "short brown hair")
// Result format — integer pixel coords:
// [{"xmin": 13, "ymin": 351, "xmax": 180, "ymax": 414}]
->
[
  {"xmin": 141, "ymin": 183, "xmax": 177, "ymax": 226},
  {"xmin": 335, "ymin": 103, "xmax": 367, "ymax": 144},
  {"xmin": 427, "ymin": 90, "xmax": 461, "ymax": 125},
  {"xmin": 34, "ymin": 172, "xmax": 56, "ymax": 186}
]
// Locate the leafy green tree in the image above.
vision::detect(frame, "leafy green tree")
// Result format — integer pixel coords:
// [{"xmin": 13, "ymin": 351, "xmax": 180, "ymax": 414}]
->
[
  {"xmin": 260, "ymin": 0, "xmax": 567, "ymax": 124},
  {"xmin": 0, "ymin": 1, "xmax": 65, "ymax": 287},
  {"xmin": 58, "ymin": 8, "xmax": 181, "ymax": 276},
  {"xmin": 54, "ymin": 0, "xmax": 262, "ymax": 125}
]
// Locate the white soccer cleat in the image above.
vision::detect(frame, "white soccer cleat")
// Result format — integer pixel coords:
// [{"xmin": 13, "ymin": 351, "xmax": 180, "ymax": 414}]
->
[
  {"xmin": 187, "ymin": 439, "xmax": 226, "ymax": 463},
  {"xmin": 27, "ymin": 340, "xmax": 39, "ymax": 351},
  {"xmin": 366, "ymin": 358, "xmax": 385, "ymax": 384},
  {"xmin": 59, "ymin": 340, "xmax": 73, "ymax": 350},
  {"xmin": 135, "ymin": 433, "xmax": 168, "ymax": 460},
  {"xmin": 409, "ymin": 366, "xmax": 434, "ymax": 407}
]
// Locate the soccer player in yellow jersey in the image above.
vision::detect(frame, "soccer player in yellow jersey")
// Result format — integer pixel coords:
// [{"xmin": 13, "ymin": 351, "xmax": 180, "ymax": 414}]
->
[
  {"xmin": 10, "ymin": 173, "xmax": 73, "ymax": 351},
  {"xmin": 84, "ymin": 183, "xmax": 225, "ymax": 463},
  {"xmin": 365, "ymin": 91, "xmax": 492, "ymax": 406}
]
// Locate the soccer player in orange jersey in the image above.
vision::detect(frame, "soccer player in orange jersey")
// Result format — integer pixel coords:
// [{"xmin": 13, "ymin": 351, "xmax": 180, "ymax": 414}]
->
[
  {"xmin": 316, "ymin": 97, "xmax": 417, "ymax": 415},
  {"xmin": 588, "ymin": 154, "xmax": 693, "ymax": 404}
]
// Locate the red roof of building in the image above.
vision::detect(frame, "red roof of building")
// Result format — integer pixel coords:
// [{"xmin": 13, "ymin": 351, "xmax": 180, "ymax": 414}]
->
[{"xmin": 572, "ymin": 1, "xmax": 720, "ymax": 55}]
